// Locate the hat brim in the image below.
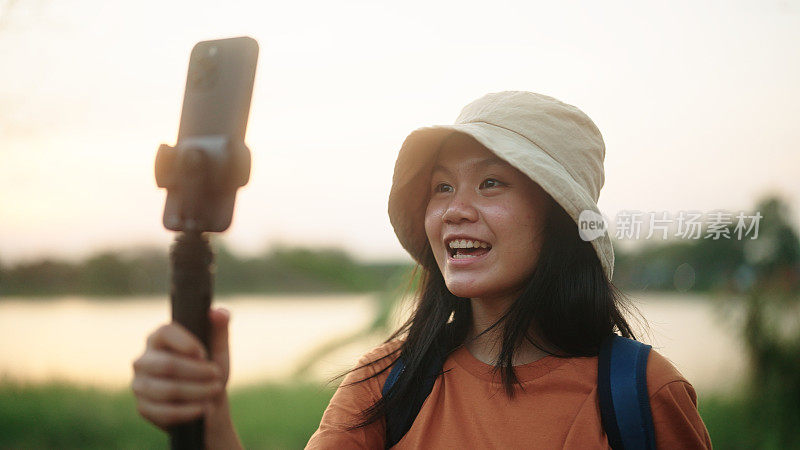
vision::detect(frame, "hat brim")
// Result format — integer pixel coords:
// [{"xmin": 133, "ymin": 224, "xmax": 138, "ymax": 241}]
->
[{"xmin": 388, "ymin": 122, "xmax": 615, "ymax": 281}]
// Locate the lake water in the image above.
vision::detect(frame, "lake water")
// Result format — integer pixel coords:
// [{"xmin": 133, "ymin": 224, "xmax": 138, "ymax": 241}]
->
[{"xmin": 0, "ymin": 292, "xmax": 747, "ymax": 394}]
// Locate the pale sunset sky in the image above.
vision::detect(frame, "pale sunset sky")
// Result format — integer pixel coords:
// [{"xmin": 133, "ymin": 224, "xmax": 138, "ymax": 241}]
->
[{"xmin": 1, "ymin": 0, "xmax": 798, "ymax": 264}]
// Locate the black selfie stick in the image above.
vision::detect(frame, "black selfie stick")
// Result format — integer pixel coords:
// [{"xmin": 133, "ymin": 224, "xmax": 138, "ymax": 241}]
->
[{"xmin": 155, "ymin": 136, "xmax": 251, "ymax": 449}]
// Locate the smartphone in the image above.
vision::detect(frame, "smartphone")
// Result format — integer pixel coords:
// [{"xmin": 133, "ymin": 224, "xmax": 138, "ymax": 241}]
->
[
  {"xmin": 160, "ymin": 36, "xmax": 259, "ymax": 232},
  {"xmin": 161, "ymin": 36, "xmax": 259, "ymax": 448},
  {"xmin": 177, "ymin": 36, "xmax": 259, "ymax": 142}
]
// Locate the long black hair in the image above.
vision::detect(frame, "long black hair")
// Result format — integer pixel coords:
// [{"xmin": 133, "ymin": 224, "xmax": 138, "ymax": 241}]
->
[{"xmin": 345, "ymin": 193, "xmax": 644, "ymax": 430}]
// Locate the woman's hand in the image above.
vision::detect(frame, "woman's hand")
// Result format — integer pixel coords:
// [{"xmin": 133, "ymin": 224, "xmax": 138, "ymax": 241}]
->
[{"xmin": 132, "ymin": 307, "xmax": 239, "ymax": 447}]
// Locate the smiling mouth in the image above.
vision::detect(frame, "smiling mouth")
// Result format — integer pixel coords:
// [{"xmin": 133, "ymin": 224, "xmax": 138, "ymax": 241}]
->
[{"xmin": 447, "ymin": 239, "xmax": 492, "ymax": 260}]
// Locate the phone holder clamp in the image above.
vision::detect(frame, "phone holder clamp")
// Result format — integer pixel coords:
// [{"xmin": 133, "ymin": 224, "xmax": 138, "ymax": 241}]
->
[{"xmin": 155, "ymin": 134, "xmax": 251, "ymax": 233}]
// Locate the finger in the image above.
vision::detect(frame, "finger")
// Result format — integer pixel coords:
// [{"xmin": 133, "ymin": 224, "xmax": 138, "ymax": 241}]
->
[
  {"xmin": 209, "ymin": 308, "xmax": 230, "ymax": 371},
  {"xmin": 133, "ymin": 349, "xmax": 221, "ymax": 381},
  {"xmin": 147, "ymin": 323, "xmax": 207, "ymax": 360},
  {"xmin": 135, "ymin": 396, "xmax": 205, "ymax": 429},
  {"xmin": 131, "ymin": 374, "xmax": 223, "ymax": 403}
]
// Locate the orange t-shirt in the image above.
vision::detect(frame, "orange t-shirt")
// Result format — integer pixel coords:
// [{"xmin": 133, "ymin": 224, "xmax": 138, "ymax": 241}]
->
[{"xmin": 306, "ymin": 340, "xmax": 712, "ymax": 449}]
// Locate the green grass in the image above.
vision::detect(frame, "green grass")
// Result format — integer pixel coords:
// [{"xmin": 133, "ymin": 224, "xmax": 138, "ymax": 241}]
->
[
  {"xmin": 0, "ymin": 381, "xmax": 162, "ymax": 449},
  {"xmin": 699, "ymin": 390, "xmax": 800, "ymax": 450},
  {"xmin": 0, "ymin": 381, "xmax": 335, "ymax": 449},
  {"xmin": 3, "ymin": 381, "xmax": 798, "ymax": 449},
  {"xmin": 230, "ymin": 383, "xmax": 336, "ymax": 449}
]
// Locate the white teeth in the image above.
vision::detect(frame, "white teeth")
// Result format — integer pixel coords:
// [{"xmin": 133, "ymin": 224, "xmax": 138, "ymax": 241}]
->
[{"xmin": 448, "ymin": 239, "xmax": 491, "ymax": 249}]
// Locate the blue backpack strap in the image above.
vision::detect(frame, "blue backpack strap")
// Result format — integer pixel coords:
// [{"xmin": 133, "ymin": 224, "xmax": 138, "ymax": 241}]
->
[
  {"xmin": 381, "ymin": 350, "xmax": 444, "ymax": 448},
  {"xmin": 380, "ymin": 357, "xmax": 404, "ymax": 448},
  {"xmin": 382, "ymin": 358, "xmax": 405, "ymax": 396},
  {"xmin": 598, "ymin": 334, "xmax": 656, "ymax": 450}
]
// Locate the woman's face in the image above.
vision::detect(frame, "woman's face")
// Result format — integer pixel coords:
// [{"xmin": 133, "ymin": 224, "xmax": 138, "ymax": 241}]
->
[{"xmin": 424, "ymin": 133, "xmax": 552, "ymax": 302}]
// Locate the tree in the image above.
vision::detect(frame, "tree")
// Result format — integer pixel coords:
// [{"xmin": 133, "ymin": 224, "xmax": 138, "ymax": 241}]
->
[{"xmin": 733, "ymin": 195, "xmax": 800, "ymax": 447}]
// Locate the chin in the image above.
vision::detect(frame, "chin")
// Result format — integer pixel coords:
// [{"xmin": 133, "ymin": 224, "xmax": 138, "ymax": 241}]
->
[
  {"xmin": 444, "ymin": 278, "xmax": 490, "ymax": 299},
  {"xmin": 443, "ymin": 271, "xmax": 527, "ymax": 301}
]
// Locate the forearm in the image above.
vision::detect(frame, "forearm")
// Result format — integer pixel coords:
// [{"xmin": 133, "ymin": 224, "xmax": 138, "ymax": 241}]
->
[{"xmin": 204, "ymin": 392, "xmax": 244, "ymax": 450}]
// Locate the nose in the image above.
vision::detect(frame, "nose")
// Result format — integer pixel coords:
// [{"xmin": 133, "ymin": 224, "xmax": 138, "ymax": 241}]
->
[{"xmin": 441, "ymin": 188, "xmax": 478, "ymax": 224}]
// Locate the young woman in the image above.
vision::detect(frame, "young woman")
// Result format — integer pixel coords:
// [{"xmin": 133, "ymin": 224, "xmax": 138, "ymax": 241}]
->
[{"xmin": 132, "ymin": 91, "xmax": 712, "ymax": 449}]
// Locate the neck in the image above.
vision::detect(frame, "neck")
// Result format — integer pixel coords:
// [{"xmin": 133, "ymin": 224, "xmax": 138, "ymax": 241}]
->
[{"xmin": 465, "ymin": 293, "xmax": 548, "ymax": 366}]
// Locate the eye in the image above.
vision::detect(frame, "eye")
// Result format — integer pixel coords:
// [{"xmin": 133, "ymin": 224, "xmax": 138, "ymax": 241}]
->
[
  {"xmin": 479, "ymin": 178, "xmax": 505, "ymax": 189},
  {"xmin": 433, "ymin": 182, "xmax": 454, "ymax": 193}
]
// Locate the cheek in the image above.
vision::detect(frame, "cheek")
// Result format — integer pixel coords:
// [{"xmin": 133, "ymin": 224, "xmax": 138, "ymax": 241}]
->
[
  {"xmin": 508, "ymin": 210, "xmax": 548, "ymax": 268},
  {"xmin": 424, "ymin": 205, "xmax": 448, "ymax": 271},
  {"xmin": 424, "ymin": 204, "xmax": 442, "ymax": 246},
  {"xmin": 486, "ymin": 201, "xmax": 545, "ymax": 256},
  {"xmin": 481, "ymin": 201, "xmax": 520, "ymax": 236}
]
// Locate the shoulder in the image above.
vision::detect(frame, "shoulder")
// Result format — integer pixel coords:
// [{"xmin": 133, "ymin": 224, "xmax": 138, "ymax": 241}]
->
[
  {"xmin": 351, "ymin": 339, "xmax": 404, "ymax": 379},
  {"xmin": 340, "ymin": 339, "xmax": 404, "ymax": 393},
  {"xmin": 645, "ymin": 348, "xmax": 690, "ymax": 398},
  {"xmin": 644, "ymin": 349, "xmax": 713, "ymax": 449},
  {"xmin": 357, "ymin": 339, "xmax": 404, "ymax": 367},
  {"xmin": 305, "ymin": 340, "xmax": 404, "ymax": 449}
]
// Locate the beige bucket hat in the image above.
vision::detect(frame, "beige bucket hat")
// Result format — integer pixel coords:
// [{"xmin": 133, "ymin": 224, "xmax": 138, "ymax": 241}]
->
[{"xmin": 388, "ymin": 91, "xmax": 614, "ymax": 281}]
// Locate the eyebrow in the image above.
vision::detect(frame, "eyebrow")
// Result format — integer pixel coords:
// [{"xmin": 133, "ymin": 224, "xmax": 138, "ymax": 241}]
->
[{"xmin": 431, "ymin": 156, "xmax": 508, "ymax": 175}]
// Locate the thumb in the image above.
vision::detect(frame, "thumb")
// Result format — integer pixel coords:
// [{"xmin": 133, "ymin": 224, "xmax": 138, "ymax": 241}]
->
[{"xmin": 208, "ymin": 307, "xmax": 231, "ymax": 376}]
